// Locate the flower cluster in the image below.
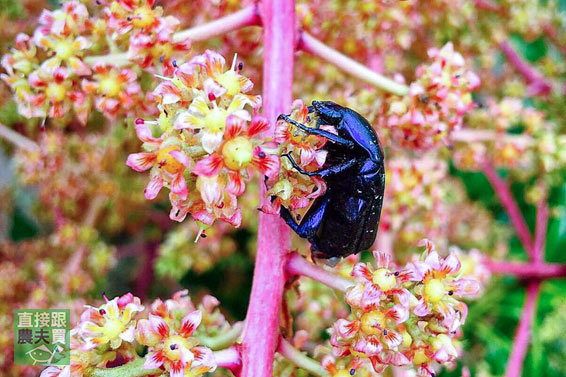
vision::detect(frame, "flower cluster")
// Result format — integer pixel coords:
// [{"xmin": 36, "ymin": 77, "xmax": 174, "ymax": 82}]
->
[
  {"xmin": 127, "ymin": 50, "xmax": 279, "ymax": 228},
  {"xmin": 0, "ymin": 0, "xmax": 191, "ymax": 125},
  {"xmin": 41, "ymin": 291, "xmax": 220, "ymax": 377},
  {"xmin": 381, "ymin": 157, "xmax": 449, "ymax": 247},
  {"xmin": 331, "ymin": 240, "xmax": 480, "ymax": 376},
  {"xmin": 262, "ymin": 99, "xmax": 334, "ymax": 215},
  {"xmin": 103, "ymin": 0, "xmax": 191, "ymax": 74},
  {"xmin": 380, "ymin": 42, "xmax": 480, "ymax": 151}
]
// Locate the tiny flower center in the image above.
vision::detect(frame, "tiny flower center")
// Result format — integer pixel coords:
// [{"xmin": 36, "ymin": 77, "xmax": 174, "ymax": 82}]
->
[
  {"xmin": 55, "ymin": 41, "xmax": 73, "ymax": 60},
  {"xmin": 163, "ymin": 335, "xmax": 190, "ymax": 361},
  {"xmin": 334, "ymin": 371, "xmax": 352, "ymax": 377},
  {"xmin": 215, "ymin": 70, "xmax": 241, "ymax": 96},
  {"xmin": 222, "ymin": 136, "xmax": 253, "ymax": 170},
  {"xmin": 156, "ymin": 145, "xmax": 184, "ymax": 174},
  {"xmin": 401, "ymin": 330, "xmax": 413, "ymax": 347},
  {"xmin": 372, "ymin": 268, "xmax": 396, "ymax": 291},
  {"xmin": 360, "ymin": 311, "xmax": 385, "ymax": 336},
  {"xmin": 102, "ymin": 319, "xmax": 126, "ymax": 340},
  {"xmin": 99, "ymin": 77, "xmax": 121, "ymax": 97},
  {"xmin": 204, "ymin": 109, "xmax": 227, "ymax": 133},
  {"xmin": 413, "ymin": 349, "xmax": 430, "ymax": 365},
  {"xmin": 271, "ymin": 179, "xmax": 293, "ymax": 201},
  {"xmin": 132, "ymin": 6, "xmax": 155, "ymax": 28},
  {"xmin": 46, "ymin": 83, "xmax": 66, "ymax": 102},
  {"xmin": 424, "ymin": 278, "xmax": 446, "ymax": 303}
]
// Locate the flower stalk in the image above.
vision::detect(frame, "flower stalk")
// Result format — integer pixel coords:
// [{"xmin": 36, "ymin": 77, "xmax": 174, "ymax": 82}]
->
[
  {"xmin": 213, "ymin": 346, "xmax": 242, "ymax": 376},
  {"xmin": 173, "ymin": 5, "xmax": 260, "ymax": 43},
  {"xmin": 499, "ymin": 41, "xmax": 552, "ymax": 96},
  {"xmin": 240, "ymin": 1, "xmax": 294, "ymax": 376},
  {"xmin": 485, "ymin": 260, "xmax": 566, "ymax": 279},
  {"xmin": 89, "ymin": 357, "xmax": 161, "ymax": 377},
  {"xmin": 504, "ymin": 281, "xmax": 541, "ymax": 377},
  {"xmin": 534, "ymin": 199, "xmax": 549, "ymax": 263},
  {"xmin": 200, "ymin": 321, "xmax": 244, "ymax": 350},
  {"xmin": 0, "ymin": 123, "xmax": 39, "ymax": 151},
  {"xmin": 481, "ymin": 161, "xmax": 534, "ymax": 255},
  {"xmin": 277, "ymin": 338, "xmax": 328, "ymax": 377},
  {"xmin": 298, "ymin": 31, "xmax": 409, "ymax": 96},
  {"xmin": 286, "ymin": 252, "xmax": 354, "ymax": 292}
]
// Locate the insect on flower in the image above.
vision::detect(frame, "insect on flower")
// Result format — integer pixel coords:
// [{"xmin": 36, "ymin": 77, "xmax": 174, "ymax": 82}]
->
[{"xmin": 277, "ymin": 101, "xmax": 386, "ymax": 262}]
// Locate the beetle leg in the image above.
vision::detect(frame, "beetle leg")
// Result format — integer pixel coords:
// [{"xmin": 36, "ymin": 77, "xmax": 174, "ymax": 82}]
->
[
  {"xmin": 283, "ymin": 152, "xmax": 356, "ymax": 178},
  {"xmin": 279, "ymin": 195, "xmax": 330, "ymax": 238},
  {"xmin": 277, "ymin": 114, "xmax": 354, "ymax": 148}
]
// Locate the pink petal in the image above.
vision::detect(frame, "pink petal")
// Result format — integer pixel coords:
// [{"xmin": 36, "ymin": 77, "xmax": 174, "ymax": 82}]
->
[
  {"xmin": 247, "ymin": 116, "xmax": 269, "ymax": 137},
  {"xmin": 388, "ymin": 304, "xmax": 409, "ymax": 324},
  {"xmin": 383, "ymin": 330, "xmax": 402, "ymax": 348},
  {"xmin": 226, "ymin": 172, "xmax": 246, "ymax": 196},
  {"xmin": 169, "ymin": 150, "xmax": 191, "ymax": 168},
  {"xmin": 204, "ymin": 77, "xmax": 226, "ymax": 98},
  {"xmin": 144, "ymin": 350, "xmax": 166, "ymax": 369},
  {"xmin": 193, "ymin": 154, "xmax": 223, "ymax": 177},
  {"xmin": 373, "ymin": 251, "xmax": 391, "ymax": 269},
  {"xmin": 192, "ymin": 346, "xmax": 217, "ymax": 371},
  {"xmin": 252, "ymin": 147, "xmax": 280, "ymax": 178},
  {"xmin": 169, "ymin": 361, "xmax": 184, "ymax": 377},
  {"xmin": 334, "ymin": 319, "xmax": 357, "ymax": 339},
  {"xmin": 351, "ymin": 263, "xmax": 373, "ymax": 282},
  {"xmin": 127, "ymin": 153, "xmax": 156, "ymax": 172},
  {"xmin": 442, "ymin": 253, "xmax": 461, "ymax": 274},
  {"xmin": 180, "ymin": 347, "xmax": 194, "ymax": 365},
  {"xmin": 360, "ymin": 284, "xmax": 382, "ymax": 311},
  {"xmin": 171, "ymin": 173, "xmax": 188, "ymax": 200},
  {"xmin": 119, "ymin": 326, "xmax": 135, "ymax": 342},
  {"xmin": 135, "ymin": 123, "xmax": 161, "ymax": 145},
  {"xmin": 354, "ymin": 336, "xmax": 381, "ymax": 356},
  {"xmin": 201, "ymin": 131, "xmax": 224, "ymax": 154},
  {"xmin": 149, "ymin": 314, "xmax": 169, "ymax": 338},
  {"xmin": 413, "ymin": 298, "xmax": 430, "ymax": 317},
  {"xmin": 178, "ymin": 310, "xmax": 202, "ymax": 337},
  {"xmin": 225, "ymin": 114, "xmax": 245, "ymax": 139},
  {"xmin": 144, "ymin": 175, "xmax": 164, "ymax": 200}
]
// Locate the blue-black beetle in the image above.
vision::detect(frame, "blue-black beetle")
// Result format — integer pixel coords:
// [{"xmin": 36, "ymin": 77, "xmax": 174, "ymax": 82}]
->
[{"xmin": 277, "ymin": 100, "xmax": 385, "ymax": 261}]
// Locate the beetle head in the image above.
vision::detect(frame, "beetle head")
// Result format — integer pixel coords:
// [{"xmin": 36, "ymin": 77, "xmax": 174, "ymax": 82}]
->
[{"xmin": 312, "ymin": 100, "xmax": 343, "ymax": 124}]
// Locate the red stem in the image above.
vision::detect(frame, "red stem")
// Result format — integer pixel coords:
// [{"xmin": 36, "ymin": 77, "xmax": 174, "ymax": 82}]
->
[
  {"xmin": 485, "ymin": 260, "xmax": 566, "ymax": 279},
  {"xmin": 533, "ymin": 199, "xmax": 549, "ymax": 263},
  {"xmin": 240, "ymin": 1, "xmax": 295, "ymax": 377},
  {"xmin": 504, "ymin": 281, "xmax": 541, "ymax": 377},
  {"xmin": 286, "ymin": 252, "xmax": 354, "ymax": 292},
  {"xmin": 482, "ymin": 161, "xmax": 534, "ymax": 256},
  {"xmin": 499, "ymin": 41, "xmax": 552, "ymax": 96}
]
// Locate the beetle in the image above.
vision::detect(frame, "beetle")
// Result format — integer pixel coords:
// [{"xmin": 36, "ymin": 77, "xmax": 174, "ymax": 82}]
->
[{"xmin": 277, "ymin": 100, "xmax": 385, "ymax": 262}]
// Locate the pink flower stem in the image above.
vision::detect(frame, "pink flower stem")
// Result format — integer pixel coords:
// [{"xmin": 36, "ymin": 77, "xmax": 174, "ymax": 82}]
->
[
  {"xmin": 240, "ymin": 1, "xmax": 295, "ymax": 377},
  {"xmin": 533, "ymin": 199, "xmax": 549, "ymax": 263},
  {"xmin": 450, "ymin": 129, "xmax": 534, "ymax": 145},
  {"xmin": 286, "ymin": 252, "xmax": 355, "ymax": 292},
  {"xmin": 485, "ymin": 260, "xmax": 566, "ymax": 279},
  {"xmin": 214, "ymin": 346, "xmax": 242, "ymax": 376},
  {"xmin": 0, "ymin": 123, "xmax": 39, "ymax": 151},
  {"xmin": 375, "ymin": 230, "xmax": 394, "ymax": 257},
  {"xmin": 504, "ymin": 280, "xmax": 541, "ymax": 377},
  {"xmin": 298, "ymin": 31, "xmax": 409, "ymax": 96},
  {"xmin": 499, "ymin": 41, "xmax": 552, "ymax": 96},
  {"xmin": 173, "ymin": 4, "xmax": 260, "ymax": 43},
  {"xmin": 481, "ymin": 161, "xmax": 534, "ymax": 257},
  {"xmin": 277, "ymin": 337, "xmax": 328, "ymax": 376}
]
